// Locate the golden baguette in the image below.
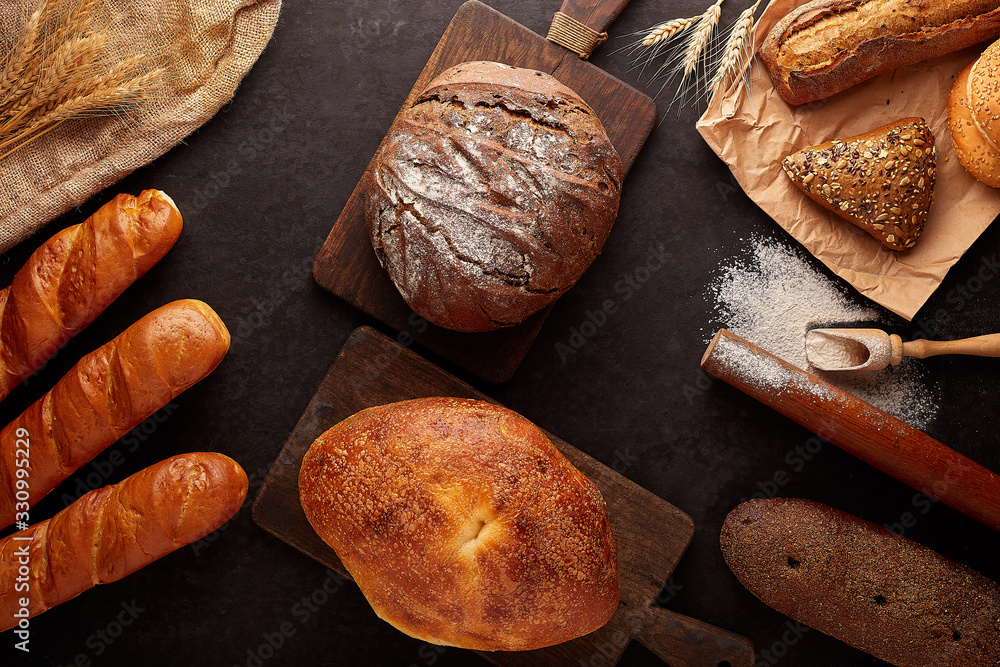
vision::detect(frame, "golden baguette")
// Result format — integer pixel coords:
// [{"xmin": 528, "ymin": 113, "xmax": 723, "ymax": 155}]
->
[
  {"xmin": 0, "ymin": 299, "xmax": 230, "ymax": 528},
  {"xmin": 761, "ymin": 0, "xmax": 1000, "ymax": 105},
  {"xmin": 0, "ymin": 452, "xmax": 247, "ymax": 631},
  {"xmin": 0, "ymin": 190, "xmax": 183, "ymax": 401}
]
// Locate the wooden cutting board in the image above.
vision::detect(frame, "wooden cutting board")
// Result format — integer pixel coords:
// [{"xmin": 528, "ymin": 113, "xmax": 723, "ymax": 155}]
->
[
  {"xmin": 252, "ymin": 327, "xmax": 754, "ymax": 666},
  {"xmin": 312, "ymin": 0, "xmax": 657, "ymax": 384}
]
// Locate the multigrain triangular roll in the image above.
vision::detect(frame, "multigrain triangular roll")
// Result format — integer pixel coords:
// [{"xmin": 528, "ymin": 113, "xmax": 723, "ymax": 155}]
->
[{"xmin": 782, "ymin": 118, "xmax": 936, "ymax": 251}]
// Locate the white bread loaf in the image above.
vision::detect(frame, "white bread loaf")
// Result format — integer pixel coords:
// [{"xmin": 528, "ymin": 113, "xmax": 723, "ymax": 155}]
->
[{"xmin": 299, "ymin": 397, "xmax": 619, "ymax": 651}]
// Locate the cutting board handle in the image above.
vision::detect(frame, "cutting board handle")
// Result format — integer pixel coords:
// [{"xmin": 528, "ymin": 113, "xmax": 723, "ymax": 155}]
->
[
  {"xmin": 635, "ymin": 607, "xmax": 755, "ymax": 667},
  {"xmin": 547, "ymin": 0, "xmax": 633, "ymax": 58}
]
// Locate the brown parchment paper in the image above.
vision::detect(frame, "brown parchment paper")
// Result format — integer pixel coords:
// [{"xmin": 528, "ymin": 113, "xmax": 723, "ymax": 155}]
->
[{"xmin": 696, "ymin": 0, "xmax": 1000, "ymax": 321}]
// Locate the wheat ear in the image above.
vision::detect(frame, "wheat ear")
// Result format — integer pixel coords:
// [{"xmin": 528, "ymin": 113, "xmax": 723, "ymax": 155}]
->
[
  {"xmin": 8, "ymin": 34, "xmax": 105, "ymax": 116},
  {"xmin": 682, "ymin": 0, "xmax": 723, "ymax": 79},
  {"xmin": 642, "ymin": 17, "xmax": 699, "ymax": 47},
  {"xmin": 0, "ymin": 5, "xmax": 49, "ymax": 106},
  {"xmin": 617, "ymin": 15, "xmax": 699, "ymax": 83},
  {"xmin": 709, "ymin": 0, "xmax": 761, "ymax": 104},
  {"xmin": 32, "ymin": 48, "xmax": 146, "ymax": 120},
  {"xmin": 658, "ymin": 0, "xmax": 724, "ymax": 108},
  {"xmin": 0, "ymin": 70, "xmax": 163, "ymax": 160}
]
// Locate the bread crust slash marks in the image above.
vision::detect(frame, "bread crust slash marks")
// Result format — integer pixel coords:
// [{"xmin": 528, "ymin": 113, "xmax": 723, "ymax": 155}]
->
[
  {"xmin": 782, "ymin": 118, "xmax": 936, "ymax": 251},
  {"xmin": 0, "ymin": 453, "xmax": 247, "ymax": 630},
  {"xmin": 0, "ymin": 190, "xmax": 183, "ymax": 400},
  {"xmin": 760, "ymin": 0, "xmax": 1000, "ymax": 105},
  {"xmin": 366, "ymin": 61, "xmax": 623, "ymax": 333}
]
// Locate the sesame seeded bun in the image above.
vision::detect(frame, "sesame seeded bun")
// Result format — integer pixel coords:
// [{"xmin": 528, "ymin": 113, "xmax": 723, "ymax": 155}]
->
[
  {"xmin": 968, "ymin": 38, "xmax": 1000, "ymax": 154},
  {"xmin": 950, "ymin": 61, "xmax": 1000, "ymax": 187},
  {"xmin": 298, "ymin": 397, "xmax": 619, "ymax": 651},
  {"xmin": 949, "ymin": 38, "xmax": 1000, "ymax": 188}
]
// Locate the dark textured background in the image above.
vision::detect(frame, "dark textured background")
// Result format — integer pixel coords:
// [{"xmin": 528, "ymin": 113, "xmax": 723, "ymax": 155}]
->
[{"xmin": 4, "ymin": 1, "xmax": 1000, "ymax": 666}]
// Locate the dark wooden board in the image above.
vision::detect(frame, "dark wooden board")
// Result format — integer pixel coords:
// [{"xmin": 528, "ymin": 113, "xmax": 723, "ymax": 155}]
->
[
  {"xmin": 312, "ymin": 1, "xmax": 657, "ymax": 384},
  {"xmin": 252, "ymin": 327, "xmax": 754, "ymax": 666}
]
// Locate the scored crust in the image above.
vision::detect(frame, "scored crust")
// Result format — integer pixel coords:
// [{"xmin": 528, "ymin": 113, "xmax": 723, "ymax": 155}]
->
[
  {"xmin": 299, "ymin": 397, "xmax": 620, "ymax": 651},
  {"xmin": 950, "ymin": 61, "xmax": 1000, "ymax": 187},
  {"xmin": 365, "ymin": 61, "xmax": 623, "ymax": 333},
  {"xmin": 761, "ymin": 0, "xmax": 1000, "ymax": 105},
  {"xmin": 781, "ymin": 118, "xmax": 936, "ymax": 251}
]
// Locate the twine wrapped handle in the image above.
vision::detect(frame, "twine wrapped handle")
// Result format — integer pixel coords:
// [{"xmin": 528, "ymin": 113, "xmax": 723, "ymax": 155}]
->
[
  {"xmin": 547, "ymin": 12, "xmax": 607, "ymax": 59},
  {"xmin": 546, "ymin": 0, "xmax": 634, "ymax": 59}
]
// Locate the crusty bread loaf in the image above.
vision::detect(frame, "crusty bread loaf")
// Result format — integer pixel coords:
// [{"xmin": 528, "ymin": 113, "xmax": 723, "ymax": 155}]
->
[
  {"xmin": 0, "ymin": 452, "xmax": 247, "ymax": 631},
  {"xmin": 782, "ymin": 118, "xmax": 936, "ymax": 250},
  {"xmin": 365, "ymin": 61, "xmax": 623, "ymax": 333},
  {"xmin": 299, "ymin": 397, "xmax": 619, "ymax": 651},
  {"xmin": 721, "ymin": 498, "xmax": 1000, "ymax": 666},
  {"xmin": 0, "ymin": 299, "xmax": 231, "ymax": 528},
  {"xmin": 761, "ymin": 0, "xmax": 1000, "ymax": 105},
  {"xmin": 0, "ymin": 190, "xmax": 182, "ymax": 402},
  {"xmin": 950, "ymin": 61, "xmax": 1000, "ymax": 187}
]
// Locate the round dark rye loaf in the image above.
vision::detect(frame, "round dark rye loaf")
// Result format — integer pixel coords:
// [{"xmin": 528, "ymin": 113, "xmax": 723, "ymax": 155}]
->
[
  {"xmin": 721, "ymin": 498, "xmax": 1000, "ymax": 666},
  {"xmin": 365, "ymin": 61, "xmax": 623, "ymax": 333}
]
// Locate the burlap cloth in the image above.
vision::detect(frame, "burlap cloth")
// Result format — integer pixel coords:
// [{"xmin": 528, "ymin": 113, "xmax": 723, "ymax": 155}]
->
[{"xmin": 0, "ymin": 0, "xmax": 282, "ymax": 252}]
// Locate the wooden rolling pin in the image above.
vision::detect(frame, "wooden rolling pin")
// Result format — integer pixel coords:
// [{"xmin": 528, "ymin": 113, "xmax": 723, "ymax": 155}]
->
[{"xmin": 701, "ymin": 329, "xmax": 1000, "ymax": 533}]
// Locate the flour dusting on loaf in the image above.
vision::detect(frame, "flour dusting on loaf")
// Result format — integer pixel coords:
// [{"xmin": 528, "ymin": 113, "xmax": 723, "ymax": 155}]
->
[
  {"xmin": 761, "ymin": 0, "xmax": 1000, "ymax": 105},
  {"xmin": 366, "ymin": 61, "xmax": 623, "ymax": 332},
  {"xmin": 299, "ymin": 397, "xmax": 619, "ymax": 651}
]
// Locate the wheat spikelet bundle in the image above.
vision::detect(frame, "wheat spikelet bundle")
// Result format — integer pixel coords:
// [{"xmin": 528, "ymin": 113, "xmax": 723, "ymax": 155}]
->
[
  {"xmin": 0, "ymin": 0, "xmax": 167, "ymax": 161},
  {"xmin": 624, "ymin": 0, "xmax": 762, "ymax": 112},
  {"xmin": 709, "ymin": 0, "xmax": 761, "ymax": 102}
]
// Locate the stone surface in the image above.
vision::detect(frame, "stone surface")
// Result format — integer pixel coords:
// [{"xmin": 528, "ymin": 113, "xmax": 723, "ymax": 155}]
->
[{"xmin": 3, "ymin": 0, "xmax": 999, "ymax": 665}]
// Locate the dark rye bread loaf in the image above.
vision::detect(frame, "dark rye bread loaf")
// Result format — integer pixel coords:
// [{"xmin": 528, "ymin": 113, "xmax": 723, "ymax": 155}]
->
[
  {"xmin": 721, "ymin": 498, "xmax": 1000, "ymax": 666},
  {"xmin": 761, "ymin": 0, "xmax": 1000, "ymax": 106},
  {"xmin": 365, "ymin": 61, "xmax": 623, "ymax": 333}
]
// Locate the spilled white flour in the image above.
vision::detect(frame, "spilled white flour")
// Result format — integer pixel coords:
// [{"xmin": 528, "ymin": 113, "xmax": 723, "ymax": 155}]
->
[{"xmin": 706, "ymin": 236, "xmax": 939, "ymax": 429}]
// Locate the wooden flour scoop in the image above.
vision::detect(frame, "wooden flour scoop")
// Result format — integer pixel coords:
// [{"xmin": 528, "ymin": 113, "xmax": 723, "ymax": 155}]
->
[
  {"xmin": 313, "ymin": 0, "xmax": 657, "ymax": 383},
  {"xmin": 806, "ymin": 328, "xmax": 1000, "ymax": 371}
]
